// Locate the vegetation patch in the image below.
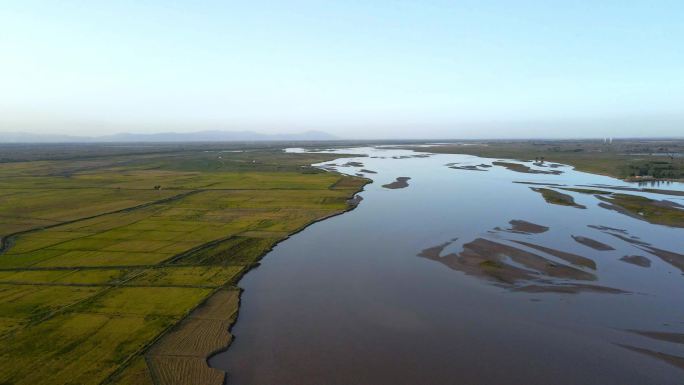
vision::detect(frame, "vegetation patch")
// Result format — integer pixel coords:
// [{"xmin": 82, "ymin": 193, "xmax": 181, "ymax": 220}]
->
[
  {"xmin": 597, "ymin": 194, "xmax": 684, "ymax": 228},
  {"xmin": 173, "ymin": 236, "xmax": 281, "ymax": 266},
  {"xmin": 0, "ymin": 312, "xmax": 175, "ymax": 385},
  {"xmin": 530, "ymin": 188, "xmax": 586, "ymax": 209}
]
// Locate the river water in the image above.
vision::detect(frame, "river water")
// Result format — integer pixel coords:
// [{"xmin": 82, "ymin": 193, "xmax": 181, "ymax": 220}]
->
[{"xmin": 210, "ymin": 147, "xmax": 684, "ymax": 385}]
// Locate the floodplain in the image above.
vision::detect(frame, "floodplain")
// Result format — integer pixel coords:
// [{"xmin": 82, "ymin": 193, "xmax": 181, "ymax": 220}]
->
[{"xmin": 0, "ymin": 144, "xmax": 366, "ymax": 385}]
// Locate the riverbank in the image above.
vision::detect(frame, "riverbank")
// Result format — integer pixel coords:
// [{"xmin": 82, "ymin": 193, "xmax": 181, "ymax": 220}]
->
[
  {"xmin": 109, "ymin": 170, "xmax": 371, "ymax": 385},
  {"xmin": 0, "ymin": 145, "xmax": 369, "ymax": 385},
  {"xmin": 202, "ymin": 181, "xmax": 369, "ymax": 385}
]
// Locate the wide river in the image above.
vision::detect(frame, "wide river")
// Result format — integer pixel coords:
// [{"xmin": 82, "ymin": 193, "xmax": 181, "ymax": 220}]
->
[{"xmin": 210, "ymin": 146, "xmax": 684, "ymax": 385}]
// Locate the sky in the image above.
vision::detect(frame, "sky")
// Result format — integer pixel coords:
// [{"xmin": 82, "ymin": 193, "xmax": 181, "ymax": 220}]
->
[{"xmin": 1, "ymin": 0, "xmax": 683, "ymax": 139}]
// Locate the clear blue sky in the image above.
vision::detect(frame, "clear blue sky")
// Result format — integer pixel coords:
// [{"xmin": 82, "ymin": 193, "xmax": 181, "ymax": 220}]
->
[{"xmin": 1, "ymin": 0, "xmax": 683, "ymax": 138}]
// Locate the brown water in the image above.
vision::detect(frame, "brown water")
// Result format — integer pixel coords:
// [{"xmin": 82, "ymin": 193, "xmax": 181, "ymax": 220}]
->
[{"xmin": 210, "ymin": 147, "xmax": 684, "ymax": 385}]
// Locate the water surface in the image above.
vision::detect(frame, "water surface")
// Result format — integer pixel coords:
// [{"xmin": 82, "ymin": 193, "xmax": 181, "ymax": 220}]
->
[{"xmin": 210, "ymin": 147, "xmax": 684, "ymax": 385}]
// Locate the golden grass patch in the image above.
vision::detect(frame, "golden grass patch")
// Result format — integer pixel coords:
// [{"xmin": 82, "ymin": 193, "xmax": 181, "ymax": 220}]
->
[{"xmin": 146, "ymin": 289, "xmax": 240, "ymax": 385}]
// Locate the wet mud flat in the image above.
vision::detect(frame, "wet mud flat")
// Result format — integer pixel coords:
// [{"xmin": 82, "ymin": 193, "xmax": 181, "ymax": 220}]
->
[
  {"xmin": 445, "ymin": 162, "xmax": 491, "ymax": 171},
  {"xmin": 416, "ymin": 210, "xmax": 684, "ymax": 372},
  {"xmin": 418, "ymin": 237, "xmax": 601, "ymax": 290},
  {"xmin": 449, "ymin": 165, "xmax": 487, "ymax": 171},
  {"xmin": 620, "ymin": 255, "xmax": 652, "ymax": 267},
  {"xmin": 561, "ymin": 187, "xmax": 613, "ymax": 194},
  {"xmin": 419, "ymin": 216, "xmax": 624, "ymax": 294},
  {"xmin": 212, "ymin": 146, "xmax": 684, "ymax": 385},
  {"xmin": 572, "ymin": 235, "xmax": 615, "ymax": 251},
  {"xmin": 586, "ymin": 224, "xmax": 684, "ymax": 273},
  {"xmin": 514, "ymin": 181, "xmax": 566, "ymax": 186},
  {"xmin": 493, "ymin": 161, "xmax": 563, "ymax": 175},
  {"xmin": 498, "ymin": 219, "xmax": 549, "ymax": 234},
  {"xmin": 382, "ymin": 177, "xmax": 411, "ymax": 189}
]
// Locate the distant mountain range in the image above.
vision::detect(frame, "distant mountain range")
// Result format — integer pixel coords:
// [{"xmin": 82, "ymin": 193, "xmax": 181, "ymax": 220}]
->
[{"xmin": 0, "ymin": 130, "xmax": 339, "ymax": 143}]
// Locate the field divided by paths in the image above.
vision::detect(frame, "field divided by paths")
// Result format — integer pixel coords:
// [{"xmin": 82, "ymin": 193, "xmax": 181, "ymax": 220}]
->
[{"xmin": 0, "ymin": 146, "xmax": 367, "ymax": 385}]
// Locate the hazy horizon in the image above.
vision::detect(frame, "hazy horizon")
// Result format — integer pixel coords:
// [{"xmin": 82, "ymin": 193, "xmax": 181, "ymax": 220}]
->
[{"xmin": 2, "ymin": 1, "xmax": 683, "ymax": 139}]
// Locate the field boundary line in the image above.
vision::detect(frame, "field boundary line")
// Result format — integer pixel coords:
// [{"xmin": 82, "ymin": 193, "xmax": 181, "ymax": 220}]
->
[{"xmin": 0, "ymin": 190, "xmax": 203, "ymax": 255}]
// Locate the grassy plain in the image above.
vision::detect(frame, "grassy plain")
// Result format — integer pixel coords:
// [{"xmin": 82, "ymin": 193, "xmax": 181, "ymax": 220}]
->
[{"xmin": 0, "ymin": 144, "xmax": 367, "ymax": 385}]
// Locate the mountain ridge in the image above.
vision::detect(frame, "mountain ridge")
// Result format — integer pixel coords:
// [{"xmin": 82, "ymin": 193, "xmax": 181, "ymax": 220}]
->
[{"xmin": 0, "ymin": 130, "xmax": 338, "ymax": 143}]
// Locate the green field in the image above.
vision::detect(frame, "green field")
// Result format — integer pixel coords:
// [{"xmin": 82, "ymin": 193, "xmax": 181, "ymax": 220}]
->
[{"xmin": 0, "ymin": 145, "xmax": 367, "ymax": 385}]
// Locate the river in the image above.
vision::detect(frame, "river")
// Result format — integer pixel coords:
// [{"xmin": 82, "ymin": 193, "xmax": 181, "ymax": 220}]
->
[{"xmin": 210, "ymin": 146, "xmax": 684, "ymax": 385}]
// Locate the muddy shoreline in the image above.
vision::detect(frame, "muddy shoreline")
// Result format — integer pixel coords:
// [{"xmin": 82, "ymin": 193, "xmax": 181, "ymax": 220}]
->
[{"xmin": 205, "ymin": 177, "xmax": 372, "ymax": 382}]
